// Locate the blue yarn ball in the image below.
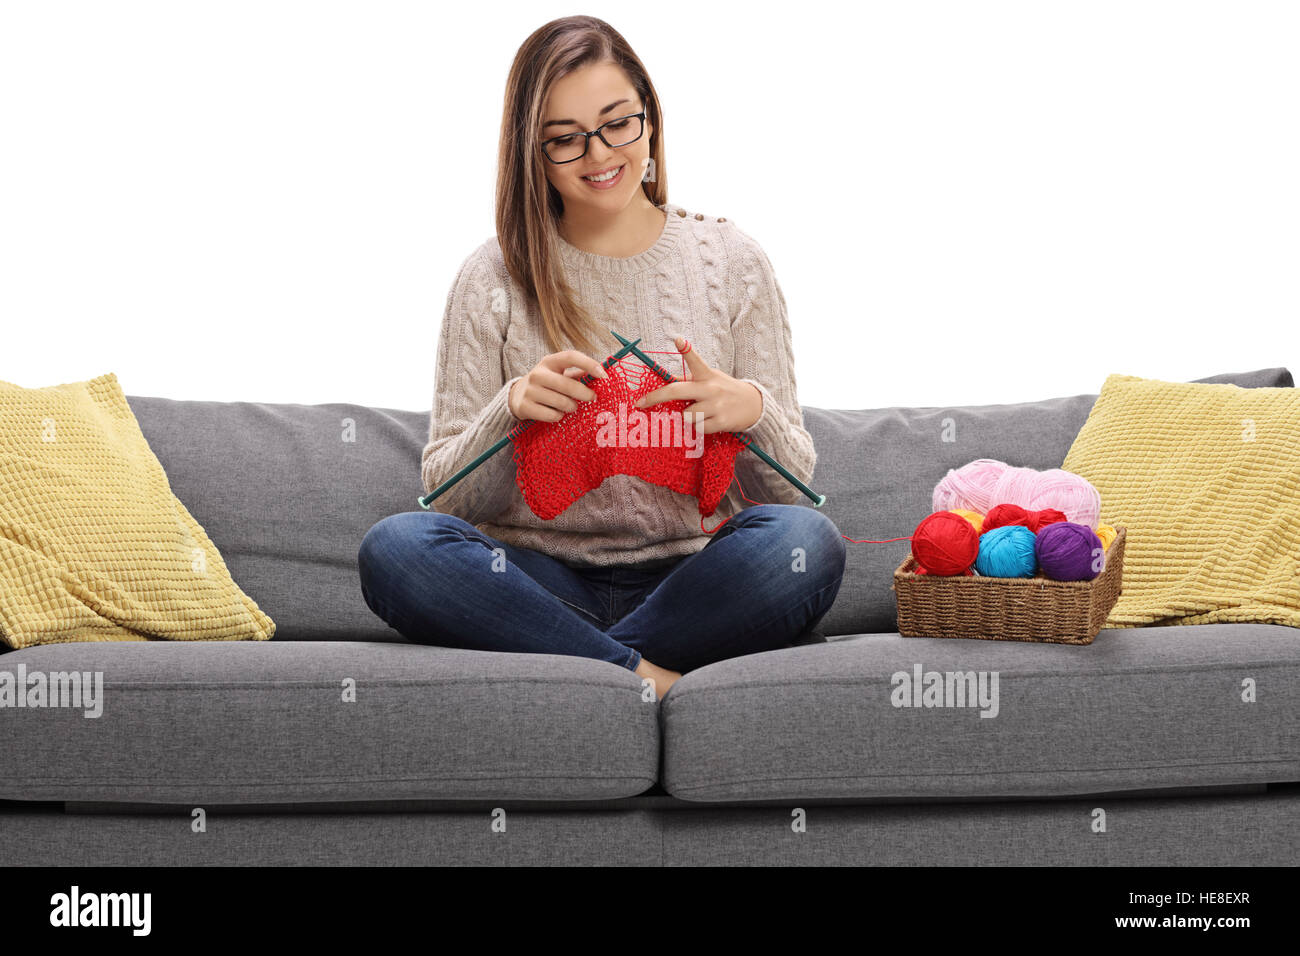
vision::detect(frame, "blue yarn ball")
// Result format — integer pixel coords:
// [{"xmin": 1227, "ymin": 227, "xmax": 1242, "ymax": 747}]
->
[{"xmin": 975, "ymin": 525, "xmax": 1039, "ymax": 578}]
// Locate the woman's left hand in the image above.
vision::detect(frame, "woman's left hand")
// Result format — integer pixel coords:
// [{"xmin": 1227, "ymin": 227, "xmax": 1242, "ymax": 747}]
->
[{"xmin": 634, "ymin": 336, "xmax": 763, "ymax": 434}]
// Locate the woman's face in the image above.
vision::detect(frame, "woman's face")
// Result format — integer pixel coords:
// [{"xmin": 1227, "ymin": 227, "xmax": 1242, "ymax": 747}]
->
[{"xmin": 540, "ymin": 62, "xmax": 653, "ymax": 215}]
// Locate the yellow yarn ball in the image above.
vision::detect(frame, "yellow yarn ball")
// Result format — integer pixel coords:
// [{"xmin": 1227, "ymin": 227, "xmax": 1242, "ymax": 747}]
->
[
  {"xmin": 1094, "ymin": 523, "xmax": 1117, "ymax": 552},
  {"xmin": 948, "ymin": 509, "xmax": 985, "ymax": 534}
]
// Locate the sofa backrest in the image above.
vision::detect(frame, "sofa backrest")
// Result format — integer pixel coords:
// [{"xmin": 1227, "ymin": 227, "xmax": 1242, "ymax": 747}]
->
[
  {"xmin": 125, "ymin": 396, "xmax": 431, "ymax": 641},
  {"xmin": 125, "ymin": 366, "xmax": 1293, "ymax": 642}
]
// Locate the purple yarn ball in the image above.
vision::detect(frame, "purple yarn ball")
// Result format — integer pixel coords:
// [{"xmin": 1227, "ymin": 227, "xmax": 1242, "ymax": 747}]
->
[{"xmin": 1034, "ymin": 521, "xmax": 1104, "ymax": 581}]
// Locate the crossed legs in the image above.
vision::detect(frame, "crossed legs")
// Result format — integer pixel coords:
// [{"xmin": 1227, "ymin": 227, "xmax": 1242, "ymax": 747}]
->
[{"xmin": 358, "ymin": 504, "xmax": 847, "ymax": 694}]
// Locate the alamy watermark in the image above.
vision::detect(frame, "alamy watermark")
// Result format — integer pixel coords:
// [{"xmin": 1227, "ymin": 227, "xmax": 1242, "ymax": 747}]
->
[
  {"xmin": 890, "ymin": 663, "xmax": 999, "ymax": 717},
  {"xmin": 50, "ymin": 886, "xmax": 150, "ymax": 935},
  {"xmin": 595, "ymin": 404, "xmax": 704, "ymax": 458},
  {"xmin": 0, "ymin": 665, "xmax": 104, "ymax": 718}
]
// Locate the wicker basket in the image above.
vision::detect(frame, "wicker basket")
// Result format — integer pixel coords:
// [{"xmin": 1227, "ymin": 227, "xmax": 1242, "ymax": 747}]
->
[{"xmin": 892, "ymin": 525, "xmax": 1126, "ymax": 645}]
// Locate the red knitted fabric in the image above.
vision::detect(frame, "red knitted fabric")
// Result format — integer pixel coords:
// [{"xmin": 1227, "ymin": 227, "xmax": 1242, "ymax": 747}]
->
[{"xmin": 508, "ymin": 360, "xmax": 749, "ymax": 520}]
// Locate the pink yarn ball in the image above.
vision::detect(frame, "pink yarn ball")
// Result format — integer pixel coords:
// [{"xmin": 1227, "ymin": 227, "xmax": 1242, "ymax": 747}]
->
[
  {"xmin": 991, "ymin": 466, "xmax": 1042, "ymax": 512},
  {"xmin": 932, "ymin": 459, "xmax": 1009, "ymax": 514},
  {"xmin": 933, "ymin": 459, "xmax": 1101, "ymax": 530},
  {"xmin": 1024, "ymin": 469, "xmax": 1101, "ymax": 529}
]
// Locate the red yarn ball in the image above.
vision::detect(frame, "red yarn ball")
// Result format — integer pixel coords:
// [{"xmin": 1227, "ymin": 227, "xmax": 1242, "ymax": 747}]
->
[
  {"xmin": 1027, "ymin": 507, "xmax": 1068, "ymax": 533},
  {"xmin": 911, "ymin": 510, "xmax": 979, "ymax": 576},
  {"xmin": 982, "ymin": 503, "xmax": 1031, "ymax": 534}
]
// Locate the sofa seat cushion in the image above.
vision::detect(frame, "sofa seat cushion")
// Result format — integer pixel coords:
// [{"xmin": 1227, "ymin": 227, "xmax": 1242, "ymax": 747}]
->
[
  {"xmin": 661, "ymin": 623, "xmax": 1300, "ymax": 802},
  {"xmin": 0, "ymin": 641, "xmax": 659, "ymax": 804}
]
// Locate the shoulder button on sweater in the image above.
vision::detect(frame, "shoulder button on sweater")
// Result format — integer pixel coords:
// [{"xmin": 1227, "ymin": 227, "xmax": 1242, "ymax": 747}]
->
[
  {"xmin": 677, "ymin": 208, "xmax": 687, "ymax": 217},
  {"xmin": 717, "ymin": 217, "xmax": 726, "ymax": 222},
  {"xmin": 694, "ymin": 213, "xmax": 704, "ymax": 220}
]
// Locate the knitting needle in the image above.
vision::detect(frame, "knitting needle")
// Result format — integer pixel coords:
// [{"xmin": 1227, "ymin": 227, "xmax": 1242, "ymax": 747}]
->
[
  {"xmin": 417, "ymin": 338, "xmax": 644, "ymax": 510},
  {"xmin": 608, "ymin": 329, "xmax": 827, "ymax": 508}
]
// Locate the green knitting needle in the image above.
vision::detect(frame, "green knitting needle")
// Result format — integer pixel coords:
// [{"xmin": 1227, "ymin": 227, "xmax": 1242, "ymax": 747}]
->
[
  {"xmin": 417, "ymin": 336, "xmax": 643, "ymax": 510},
  {"xmin": 608, "ymin": 329, "xmax": 826, "ymax": 508},
  {"xmin": 418, "ymin": 329, "xmax": 827, "ymax": 509}
]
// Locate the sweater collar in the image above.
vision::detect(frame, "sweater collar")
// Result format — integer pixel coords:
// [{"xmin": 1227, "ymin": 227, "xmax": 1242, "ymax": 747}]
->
[{"xmin": 557, "ymin": 203, "xmax": 684, "ymax": 275}]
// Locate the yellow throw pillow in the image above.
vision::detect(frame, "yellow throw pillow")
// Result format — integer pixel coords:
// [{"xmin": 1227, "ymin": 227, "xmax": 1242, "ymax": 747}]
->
[
  {"xmin": 1063, "ymin": 373, "xmax": 1300, "ymax": 628},
  {"xmin": 0, "ymin": 372, "xmax": 275, "ymax": 649}
]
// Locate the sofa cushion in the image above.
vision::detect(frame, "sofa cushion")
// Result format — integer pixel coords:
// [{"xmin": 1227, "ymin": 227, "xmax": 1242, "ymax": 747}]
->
[
  {"xmin": 0, "ymin": 641, "xmax": 659, "ymax": 803},
  {"xmin": 660, "ymin": 622, "xmax": 1300, "ymax": 802},
  {"xmin": 0, "ymin": 373, "xmax": 274, "ymax": 649},
  {"xmin": 1062, "ymin": 374, "xmax": 1300, "ymax": 629},
  {"xmin": 806, "ymin": 367, "xmax": 1294, "ymax": 637}
]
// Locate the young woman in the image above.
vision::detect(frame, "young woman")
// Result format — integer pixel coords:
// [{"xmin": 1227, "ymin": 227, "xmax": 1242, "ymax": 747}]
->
[{"xmin": 358, "ymin": 15, "xmax": 846, "ymax": 699}]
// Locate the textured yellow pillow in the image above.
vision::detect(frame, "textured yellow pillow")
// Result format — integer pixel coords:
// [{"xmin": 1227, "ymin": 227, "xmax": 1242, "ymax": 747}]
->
[
  {"xmin": 0, "ymin": 372, "xmax": 275, "ymax": 649},
  {"xmin": 1063, "ymin": 373, "xmax": 1300, "ymax": 628}
]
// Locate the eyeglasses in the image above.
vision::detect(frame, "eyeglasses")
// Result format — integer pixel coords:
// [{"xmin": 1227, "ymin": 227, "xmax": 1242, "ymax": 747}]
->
[{"xmin": 540, "ymin": 111, "xmax": 646, "ymax": 164}]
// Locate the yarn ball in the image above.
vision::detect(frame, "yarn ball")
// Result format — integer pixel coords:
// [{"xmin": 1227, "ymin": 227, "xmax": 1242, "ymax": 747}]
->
[
  {"xmin": 1029, "ymin": 469, "xmax": 1101, "ymax": 528},
  {"xmin": 974, "ymin": 525, "xmax": 1039, "ymax": 578},
  {"xmin": 932, "ymin": 459, "xmax": 1008, "ymax": 514},
  {"xmin": 947, "ymin": 508, "xmax": 985, "ymax": 534},
  {"xmin": 984, "ymin": 503, "xmax": 1069, "ymax": 536},
  {"xmin": 981, "ymin": 503, "xmax": 1032, "ymax": 534},
  {"xmin": 988, "ymin": 465, "xmax": 1038, "ymax": 513},
  {"xmin": 1026, "ymin": 507, "xmax": 1068, "ymax": 533},
  {"xmin": 910, "ymin": 510, "xmax": 979, "ymax": 576},
  {"xmin": 1000, "ymin": 467, "xmax": 1101, "ymax": 529},
  {"xmin": 1035, "ymin": 521, "xmax": 1105, "ymax": 581},
  {"xmin": 1094, "ymin": 523, "xmax": 1117, "ymax": 553},
  {"xmin": 933, "ymin": 459, "xmax": 1101, "ymax": 529}
]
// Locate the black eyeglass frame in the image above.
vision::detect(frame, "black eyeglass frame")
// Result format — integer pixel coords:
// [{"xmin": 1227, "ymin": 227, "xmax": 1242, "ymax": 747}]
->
[{"xmin": 540, "ymin": 111, "xmax": 647, "ymax": 164}]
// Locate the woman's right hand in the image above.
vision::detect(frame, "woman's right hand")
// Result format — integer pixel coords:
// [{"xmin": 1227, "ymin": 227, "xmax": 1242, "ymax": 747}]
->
[{"xmin": 508, "ymin": 350, "xmax": 610, "ymax": 423}]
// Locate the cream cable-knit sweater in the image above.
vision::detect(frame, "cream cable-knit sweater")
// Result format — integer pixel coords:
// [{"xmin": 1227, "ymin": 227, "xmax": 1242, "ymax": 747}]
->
[{"xmin": 421, "ymin": 201, "xmax": 817, "ymax": 568}]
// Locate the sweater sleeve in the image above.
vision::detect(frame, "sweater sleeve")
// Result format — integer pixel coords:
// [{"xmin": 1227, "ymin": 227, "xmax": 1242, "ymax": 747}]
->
[
  {"xmin": 727, "ymin": 231, "xmax": 818, "ymax": 507},
  {"xmin": 420, "ymin": 246, "xmax": 524, "ymax": 526}
]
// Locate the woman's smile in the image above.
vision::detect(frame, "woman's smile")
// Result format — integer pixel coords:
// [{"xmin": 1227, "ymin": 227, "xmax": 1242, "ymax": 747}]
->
[{"xmin": 581, "ymin": 162, "xmax": 625, "ymax": 188}]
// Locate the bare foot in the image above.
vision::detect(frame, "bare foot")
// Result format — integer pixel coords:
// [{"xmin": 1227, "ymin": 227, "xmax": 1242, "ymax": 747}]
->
[{"xmin": 634, "ymin": 658, "xmax": 682, "ymax": 700}]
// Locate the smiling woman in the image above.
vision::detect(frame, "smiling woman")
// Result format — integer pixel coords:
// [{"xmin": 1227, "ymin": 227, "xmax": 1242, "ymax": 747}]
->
[
  {"xmin": 538, "ymin": 67, "xmax": 665, "ymax": 260},
  {"xmin": 357, "ymin": 15, "xmax": 846, "ymax": 696}
]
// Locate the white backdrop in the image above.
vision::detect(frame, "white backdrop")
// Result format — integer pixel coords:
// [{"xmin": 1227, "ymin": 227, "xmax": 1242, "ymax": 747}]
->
[{"xmin": 2, "ymin": 0, "xmax": 1296, "ymax": 411}]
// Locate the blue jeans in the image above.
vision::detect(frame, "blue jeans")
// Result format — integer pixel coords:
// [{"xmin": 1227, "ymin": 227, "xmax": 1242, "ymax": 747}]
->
[{"xmin": 357, "ymin": 503, "xmax": 847, "ymax": 674}]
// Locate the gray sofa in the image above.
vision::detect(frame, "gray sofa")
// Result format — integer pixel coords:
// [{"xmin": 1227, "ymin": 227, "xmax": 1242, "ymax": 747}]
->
[{"xmin": 2, "ymin": 367, "xmax": 1297, "ymax": 866}]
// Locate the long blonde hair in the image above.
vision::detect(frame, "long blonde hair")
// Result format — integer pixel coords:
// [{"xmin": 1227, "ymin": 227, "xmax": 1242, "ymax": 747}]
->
[{"xmin": 496, "ymin": 15, "xmax": 669, "ymax": 356}]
